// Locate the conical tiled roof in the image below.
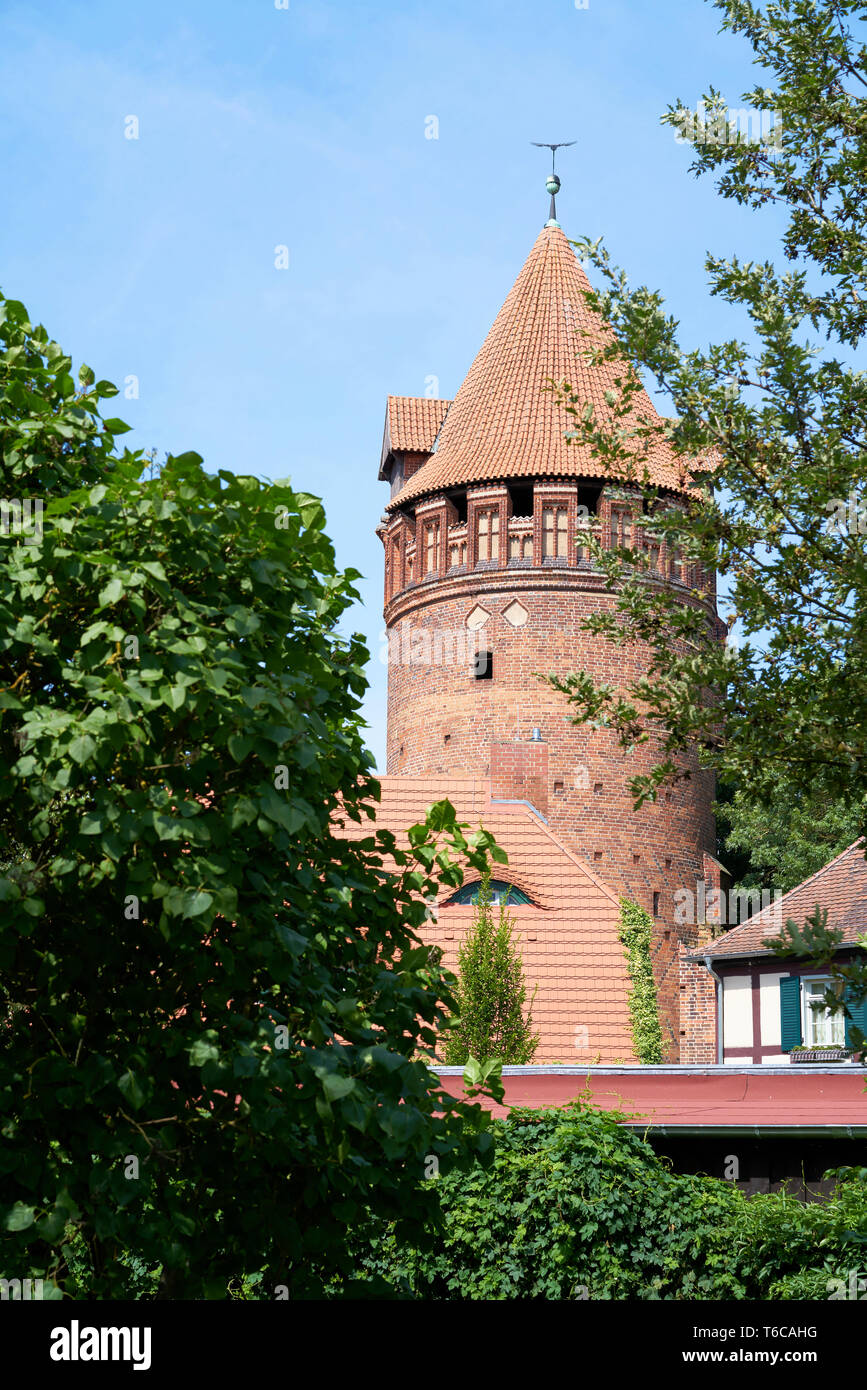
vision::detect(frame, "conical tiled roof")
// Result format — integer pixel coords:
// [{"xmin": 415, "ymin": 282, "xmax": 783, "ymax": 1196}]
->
[{"xmin": 388, "ymin": 223, "xmax": 694, "ymax": 509}]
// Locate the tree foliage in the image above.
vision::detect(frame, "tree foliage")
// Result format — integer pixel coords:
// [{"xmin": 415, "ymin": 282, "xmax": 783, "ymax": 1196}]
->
[
  {"xmin": 718, "ymin": 779, "xmax": 863, "ymax": 894},
  {"xmin": 363, "ymin": 1103, "xmax": 867, "ymax": 1300},
  {"xmin": 443, "ymin": 872, "xmax": 539, "ymax": 1066},
  {"xmin": 545, "ymin": 0, "xmax": 867, "ymax": 995},
  {"xmin": 0, "ymin": 293, "xmax": 504, "ymax": 1299},
  {"xmin": 546, "ymin": 0, "xmax": 867, "ymax": 830}
]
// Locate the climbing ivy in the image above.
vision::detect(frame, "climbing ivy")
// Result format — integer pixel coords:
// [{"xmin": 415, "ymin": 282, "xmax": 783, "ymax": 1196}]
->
[{"xmin": 618, "ymin": 899, "xmax": 664, "ymax": 1064}]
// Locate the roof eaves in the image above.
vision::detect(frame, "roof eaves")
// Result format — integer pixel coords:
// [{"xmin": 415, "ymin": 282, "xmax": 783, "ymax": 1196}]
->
[{"xmin": 690, "ymin": 940, "xmax": 865, "ymax": 962}]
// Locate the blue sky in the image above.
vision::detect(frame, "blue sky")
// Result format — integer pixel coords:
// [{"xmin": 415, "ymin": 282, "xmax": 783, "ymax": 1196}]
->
[{"xmin": 0, "ymin": 0, "xmax": 783, "ymax": 768}]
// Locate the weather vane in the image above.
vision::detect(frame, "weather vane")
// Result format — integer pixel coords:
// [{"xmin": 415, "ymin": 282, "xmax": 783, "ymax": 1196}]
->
[{"xmin": 531, "ymin": 141, "xmax": 575, "ymax": 227}]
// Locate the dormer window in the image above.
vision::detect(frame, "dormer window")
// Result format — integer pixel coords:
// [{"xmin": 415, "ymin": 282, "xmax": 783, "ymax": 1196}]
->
[{"xmin": 445, "ymin": 880, "xmax": 531, "ymax": 906}]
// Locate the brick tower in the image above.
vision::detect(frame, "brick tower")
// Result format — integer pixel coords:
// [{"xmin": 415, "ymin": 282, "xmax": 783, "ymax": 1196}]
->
[{"xmin": 377, "ymin": 187, "xmax": 722, "ymax": 1060}]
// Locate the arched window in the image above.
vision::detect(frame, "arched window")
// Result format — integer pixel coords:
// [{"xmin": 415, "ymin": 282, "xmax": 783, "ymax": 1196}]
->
[
  {"xmin": 424, "ymin": 521, "xmax": 440, "ymax": 574},
  {"xmin": 445, "ymin": 879, "xmax": 531, "ymax": 906}
]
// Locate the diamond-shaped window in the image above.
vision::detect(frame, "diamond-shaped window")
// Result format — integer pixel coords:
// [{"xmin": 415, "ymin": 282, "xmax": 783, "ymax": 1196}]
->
[
  {"xmin": 465, "ymin": 605, "xmax": 490, "ymax": 631},
  {"xmin": 502, "ymin": 599, "xmax": 529, "ymax": 628}
]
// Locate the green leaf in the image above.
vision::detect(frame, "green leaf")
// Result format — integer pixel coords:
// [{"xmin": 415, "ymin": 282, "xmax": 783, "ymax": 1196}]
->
[
  {"xmin": 118, "ymin": 1070, "xmax": 146, "ymax": 1110},
  {"xmin": 228, "ymin": 733, "xmax": 253, "ymax": 762},
  {"xmin": 4, "ymin": 1202, "xmax": 35, "ymax": 1232},
  {"xmin": 161, "ymin": 684, "xmax": 186, "ymax": 711},
  {"xmin": 98, "ymin": 577, "xmax": 124, "ymax": 607},
  {"xmin": 318, "ymin": 1072, "xmax": 356, "ymax": 1102},
  {"xmin": 189, "ymin": 1038, "xmax": 220, "ymax": 1067},
  {"xmin": 139, "ymin": 561, "xmax": 167, "ymax": 583},
  {"xmin": 68, "ymin": 734, "xmax": 96, "ymax": 765}
]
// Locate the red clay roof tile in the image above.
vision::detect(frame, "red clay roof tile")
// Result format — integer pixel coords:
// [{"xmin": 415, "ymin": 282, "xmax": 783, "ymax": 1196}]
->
[
  {"xmin": 387, "ymin": 225, "xmax": 697, "ymax": 510},
  {"xmin": 384, "ymin": 395, "xmax": 451, "ymax": 457},
  {"xmin": 334, "ymin": 775, "xmax": 636, "ymax": 1062},
  {"xmin": 701, "ymin": 840, "xmax": 867, "ymax": 958}
]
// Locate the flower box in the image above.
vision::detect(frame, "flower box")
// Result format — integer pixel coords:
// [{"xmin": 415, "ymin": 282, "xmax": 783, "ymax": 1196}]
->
[{"xmin": 790, "ymin": 1047, "xmax": 852, "ymax": 1063}]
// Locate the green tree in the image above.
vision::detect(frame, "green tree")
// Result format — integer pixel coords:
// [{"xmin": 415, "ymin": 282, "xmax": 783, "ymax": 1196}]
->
[
  {"xmin": 443, "ymin": 872, "xmax": 539, "ymax": 1065},
  {"xmin": 544, "ymin": 0, "xmax": 867, "ymax": 1008},
  {"xmin": 548, "ymin": 0, "xmax": 867, "ymax": 818},
  {"xmin": 0, "ymin": 293, "xmax": 505, "ymax": 1299},
  {"xmin": 717, "ymin": 779, "xmax": 864, "ymax": 895}
]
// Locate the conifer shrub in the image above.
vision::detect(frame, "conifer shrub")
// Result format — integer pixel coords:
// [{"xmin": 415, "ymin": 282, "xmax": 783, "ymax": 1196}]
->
[{"xmin": 442, "ymin": 872, "xmax": 539, "ymax": 1066}]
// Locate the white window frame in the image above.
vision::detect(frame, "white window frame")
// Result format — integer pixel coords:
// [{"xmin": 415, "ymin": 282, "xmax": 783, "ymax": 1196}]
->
[{"xmin": 801, "ymin": 975, "xmax": 845, "ymax": 1048}]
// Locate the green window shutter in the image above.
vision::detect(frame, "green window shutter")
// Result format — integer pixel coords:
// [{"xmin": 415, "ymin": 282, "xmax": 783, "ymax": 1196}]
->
[
  {"xmin": 779, "ymin": 975, "xmax": 802, "ymax": 1052},
  {"xmin": 844, "ymin": 987, "xmax": 867, "ymax": 1052}
]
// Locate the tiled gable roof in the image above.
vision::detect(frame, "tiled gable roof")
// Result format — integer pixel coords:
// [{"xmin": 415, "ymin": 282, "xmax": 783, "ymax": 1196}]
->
[
  {"xmin": 333, "ymin": 775, "xmax": 636, "ymax": 1062},
  {"xmin": 387, "ymin": 224, "xmax": 697, "ymax": 510},
  {"xmin": 701, "ymin": 839, "xmax": 867, "ymax": 959},
  {"xmin": 382, "ymin": 395, "xmax": 451, "ymax": 461}
]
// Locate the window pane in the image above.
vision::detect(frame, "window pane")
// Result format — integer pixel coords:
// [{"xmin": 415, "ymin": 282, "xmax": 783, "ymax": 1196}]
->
[
  {"xmin": 805, "ymin": 979, "xmax": 845, "ymax": 1046},
  {"xmin": 445, "ymin": 879, "xmax": 530, "ymax": 906},
  {"xmin": 542, "ymin": 507, "xmax": 554, "ymax": 558}
]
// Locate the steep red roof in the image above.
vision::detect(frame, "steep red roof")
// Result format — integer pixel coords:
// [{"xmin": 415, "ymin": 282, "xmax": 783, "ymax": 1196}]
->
[
  {"xmin": 333, "ymin": 776, "xmax": 636, "ymax": 1063},
  {"xmin": 387, "ymin": 224, "xmax": 696, "ymax": 509},
  {"xmin": 701, "ymin": 839, "xmax": 867, "ymax": 959}
]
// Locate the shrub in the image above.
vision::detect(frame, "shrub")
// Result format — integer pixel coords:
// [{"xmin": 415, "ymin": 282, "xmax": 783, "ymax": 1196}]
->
[
  {"xmin": 443, "ymin": 872, "xmax": 539, "ymax": 1065},
  {"xmin": 363, "ymin": 1103, "xmax": 867, "ymax": 1300}
]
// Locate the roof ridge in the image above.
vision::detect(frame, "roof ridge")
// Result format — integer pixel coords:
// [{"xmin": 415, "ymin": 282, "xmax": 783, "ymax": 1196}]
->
[{"xmin": 746, "ymin": 837, "xmax": 867, "ymax": 934}]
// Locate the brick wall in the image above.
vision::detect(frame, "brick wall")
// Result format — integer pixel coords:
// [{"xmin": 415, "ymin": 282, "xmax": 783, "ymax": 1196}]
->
[
  {"xmin": 679, "ymin": 946, "xmax": 718, "ymax": 1063},
  {"xmin": 383, "ymin": 565, "xmax": 718, "ymax": 1061},
  {"xmin": 490, "ymin": 741, "xmax": 549, "ymax": 816}
]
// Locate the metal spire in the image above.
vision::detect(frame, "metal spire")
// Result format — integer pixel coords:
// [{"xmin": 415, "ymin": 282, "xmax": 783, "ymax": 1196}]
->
[{"xmin": 531, "ymin": 141, "xmax": 575, "ymax": 227}]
